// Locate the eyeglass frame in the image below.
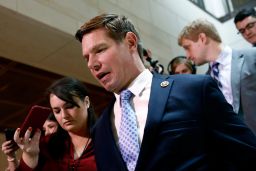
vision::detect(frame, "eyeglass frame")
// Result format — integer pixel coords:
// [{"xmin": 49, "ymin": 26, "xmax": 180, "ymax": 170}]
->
[{"xmin": 237, "ymin": 21, "xmax": 256, "ymax": 35}]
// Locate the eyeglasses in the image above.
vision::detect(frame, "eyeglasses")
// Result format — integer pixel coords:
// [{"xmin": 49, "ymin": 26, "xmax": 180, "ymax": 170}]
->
[{"xmin": 237, "ymin": 21, "xmax": 256, "ymax": 34}]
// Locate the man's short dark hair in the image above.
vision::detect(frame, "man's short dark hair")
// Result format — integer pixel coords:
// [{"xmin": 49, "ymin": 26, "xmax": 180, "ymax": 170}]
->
[
  {"xmin": 75, "ymin": 13, "xmax": 144, "ymax": 61},
  {"xmin": 234, "ymin": 7, "xmax": 256, "ymax": 24}
]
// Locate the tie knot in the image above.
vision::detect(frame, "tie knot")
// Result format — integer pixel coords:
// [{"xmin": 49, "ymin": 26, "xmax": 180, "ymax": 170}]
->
[
  {"xmin": 211, "ymin": 62, "xmax": 220, "ymax": 74},
  {"xmin": 212, "ymin": 62, "xmax": 219, "ymax": 68},
  {"xmin": 120, "ymin": 90, "xmax": 133, "ymax": 101}
]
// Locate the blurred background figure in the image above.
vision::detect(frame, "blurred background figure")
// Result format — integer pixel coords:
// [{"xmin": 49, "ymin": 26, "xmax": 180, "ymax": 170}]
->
[
  {"xmin": 142, "ymin": 48, "xmax": 165, "ymax": 74},
  {"xmin": 1, "ymin": 131, "xmax": 19, "ymax": 171},
  {"xmin": 42, "ymin": 113, "xmax": 58, "ymax": 136},
  {"xmin": 234, "ymin": 7, "xmax": 256, "ymax": 47},
  {"xmin": 178, "ymin": 18, "xmax": 256, "ymax": 135},
  {"xmin": 1, "ymin": 112, "xmax": 59, "ymax": 171},
  {"xmin": 167, "ymin": 56, "xmax": 196, "ymax": 75}
]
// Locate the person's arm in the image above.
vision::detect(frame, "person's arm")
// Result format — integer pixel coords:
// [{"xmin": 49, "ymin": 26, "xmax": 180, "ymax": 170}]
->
[
  {"xmin": 13, "ymin": 127, "xmax": 41, "ymax": 169},
  {"xmin": 1, "ymin": 140, "xmax": 19, "ymax": 171},
  {"xmin": 6, "ymin": 153, "xmax": 19, "ymax": 171}
]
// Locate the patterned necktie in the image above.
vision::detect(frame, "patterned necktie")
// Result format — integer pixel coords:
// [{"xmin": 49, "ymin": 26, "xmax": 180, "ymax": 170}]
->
[
  {"xmin": 119, "ymin": 90, "xmax": 140, "ymax": 171},
  {"xmin": 211, "ymin": 62, "xmax": 222, "ymax": 88}
]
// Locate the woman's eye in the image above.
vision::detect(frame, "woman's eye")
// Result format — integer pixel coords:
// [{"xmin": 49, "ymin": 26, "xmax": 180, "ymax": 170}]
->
[
  {"xmin": 53, "ymin": 110, "xmax": 60, "ymax": 114},
  {"xmin": 66, "ymin": 103, "xmax": 75, "ymax": 109}
]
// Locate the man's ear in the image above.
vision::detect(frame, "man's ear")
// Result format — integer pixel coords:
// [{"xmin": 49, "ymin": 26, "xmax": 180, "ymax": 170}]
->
[
  {"xmin": 125, "ymin": 32, "xmax": 138, "ymax": 50},
  {"xmin": 198, "ymin": 33, "xmax": 208, "ymax": 44}
]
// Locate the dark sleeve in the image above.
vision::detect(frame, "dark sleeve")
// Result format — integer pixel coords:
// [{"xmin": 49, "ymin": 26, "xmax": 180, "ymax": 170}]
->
[
  {"xmin": 202, "ymin": 76, "xmax": 256, "ymax": 169},
  {"xmin": 15, "ymin": 157, "xmax": 33, "ymax": 171}
]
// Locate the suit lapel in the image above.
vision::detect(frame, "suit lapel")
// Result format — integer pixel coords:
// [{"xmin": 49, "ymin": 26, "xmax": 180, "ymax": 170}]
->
[
  {"xmin": 231, "ymin": 50, "xmax": 244, "ymax": 113},
  {"xmin": 136, "ymin": 73, "xmax": 173, "ymax": 170},
  {"xmin": 94, "ymin": 98, "xmax": 128, "ymax": 171}
]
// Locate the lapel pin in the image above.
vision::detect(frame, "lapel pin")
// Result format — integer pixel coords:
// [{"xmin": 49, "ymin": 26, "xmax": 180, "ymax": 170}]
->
[{"xmin": 160, "ymin": 81, "xmax": 169, "ymax": 87}]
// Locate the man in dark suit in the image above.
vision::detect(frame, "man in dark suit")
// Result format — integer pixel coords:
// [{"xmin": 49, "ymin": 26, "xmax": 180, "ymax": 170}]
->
[
  {"xmin": 76, "ymin": 14, "xmax": 256, "ymax": 171},
  {"xmin": 178, "ymin": 19, "xmax": 256, "ymax": 136}
]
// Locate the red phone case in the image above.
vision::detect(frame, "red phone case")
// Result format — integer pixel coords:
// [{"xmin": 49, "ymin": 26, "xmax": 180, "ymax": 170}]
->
[{"xmin": 19, "ymin": 105, "xmax": 52, "ymax": 137}]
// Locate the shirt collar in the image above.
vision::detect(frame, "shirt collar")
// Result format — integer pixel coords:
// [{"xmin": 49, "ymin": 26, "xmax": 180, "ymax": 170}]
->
[
  {"xmin": 129, "ymin": 69, "xmax": 152, "ymax": 97},
  {"xmin": 114, "ymin": 69, "xmax": 152, "ymax": 98},
  {"xmin": 211, "ymin": 45, "xmax": 232, "ymax": 66}
]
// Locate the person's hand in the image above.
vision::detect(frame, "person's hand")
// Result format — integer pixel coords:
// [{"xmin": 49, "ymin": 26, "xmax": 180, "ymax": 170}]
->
[
  {"xmin": 13, "ymin": 127, "xmax": 41, "ymax": 169},
  {"xmin": 1, "ymin": 140, "xmax": 19, "ymax": 159}
]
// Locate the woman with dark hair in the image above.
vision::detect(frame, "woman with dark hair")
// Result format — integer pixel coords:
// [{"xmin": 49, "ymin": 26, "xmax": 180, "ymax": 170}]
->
[
  {"xmin": 167, "ymin": 56, "xmax": 196, "ymax": 75},
  {"xmin": 14, "ymin": 77, "xmax": 97, "ymax": 171},
  {"xmin": 42, "ymin": 112, "xmax": 58, "ymax": 136}
]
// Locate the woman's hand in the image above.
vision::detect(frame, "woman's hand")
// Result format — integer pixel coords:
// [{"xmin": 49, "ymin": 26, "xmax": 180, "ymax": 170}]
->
[
  {"xmin": 2, "ymin": 140, "xmax": 19, "ymax": 170},
  {"xmin": 1, "ymin": 140, "xmax": 19, "ymax": 157},
  {"xmin": 13, "ymin": 127, "xmax": 41, "ymax": 169}
]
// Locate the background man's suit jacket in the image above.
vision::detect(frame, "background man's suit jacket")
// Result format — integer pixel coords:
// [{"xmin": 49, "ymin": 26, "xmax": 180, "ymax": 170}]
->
[
  {"xmin": 93, "ymin": 74, "xmax": 256, "ymax": 171},
  {"xmin": 231, "ymin": 49, "xmax": 256, "ymax": 135},
  {"xmin": 206, "ymin": 48, "xmax": 256, "ymax": 134}
]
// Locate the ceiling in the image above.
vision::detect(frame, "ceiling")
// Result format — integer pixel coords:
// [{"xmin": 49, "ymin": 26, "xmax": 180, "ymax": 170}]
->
[
  {"xmin": 0, "ymin": 5, "xmax": 98, "ymax": 85},
  {"xmin": 0, "ymin": 6, "xmax": 113, "ymax": 132}
]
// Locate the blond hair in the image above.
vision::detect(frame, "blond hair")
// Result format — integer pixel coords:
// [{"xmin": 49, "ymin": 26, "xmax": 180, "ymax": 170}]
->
[{"xmin": 178, "ymin": 19, "xmax": 222, "ymax": 46}]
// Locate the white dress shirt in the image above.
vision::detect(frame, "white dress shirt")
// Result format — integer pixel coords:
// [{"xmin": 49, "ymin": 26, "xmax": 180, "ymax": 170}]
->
[
  {"xmin": 210, "ymin": 46, "xmax": 233, "ymax": 106},
  {"xmin": 111, "ymin": 69, "xmax": 152, "ymax": 145}
]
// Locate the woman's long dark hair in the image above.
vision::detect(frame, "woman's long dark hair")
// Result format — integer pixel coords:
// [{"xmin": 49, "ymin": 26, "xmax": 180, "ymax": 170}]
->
[{"xmin": 45, "ymin": 77, "xmax": 96, "ymax": 160}]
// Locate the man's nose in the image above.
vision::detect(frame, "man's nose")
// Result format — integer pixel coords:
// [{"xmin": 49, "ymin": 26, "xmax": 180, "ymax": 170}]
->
[
  {"xmin": 88, "ymin": 58, "xmax": 100, "ymax": 71},
  {"xmin": 185, "ymin": 52, "xmax": 191, "ymax": 59}
]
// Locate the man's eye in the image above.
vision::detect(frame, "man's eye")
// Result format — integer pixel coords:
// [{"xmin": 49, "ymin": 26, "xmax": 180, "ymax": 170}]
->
[
  {"xmin": 239, "ymin": 29, "xmax": 245, "ymax": 34},
  {"xmin": 83, "ymin": 55, "xmax": 89, "ymax": 62},
  {"xmin": 247, "ymin": 23, "xmax": 254, "ymax": 29},
  {"xmin": 97, "ymin": 48, "xmax": 105, "ymax": 53}
]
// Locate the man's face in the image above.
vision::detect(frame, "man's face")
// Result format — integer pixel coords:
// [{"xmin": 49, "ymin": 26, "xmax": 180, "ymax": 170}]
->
[
  {"xmin": 236, "ymin": 16, "xmax": 256, "ymax": 45},
  {"xmin": 81, "ymin": 28, "xmax": 137, "ymax": 93},
  {"xmin": 180, "ymin": 38, "xmax": 208, "ymax": 66}
]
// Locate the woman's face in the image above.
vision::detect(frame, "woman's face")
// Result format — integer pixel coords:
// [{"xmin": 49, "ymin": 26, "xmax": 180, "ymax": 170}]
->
[
  {"xmin": 174, "ymin": 63, "xmax": 192, "ymax": 74},
  {"xmin": 49, "ymin": 94, "xmax": 90, "ymax": 135},
  {"xmin": 43, "ymin": 120, "xmax": 58, "ymax": 136}
]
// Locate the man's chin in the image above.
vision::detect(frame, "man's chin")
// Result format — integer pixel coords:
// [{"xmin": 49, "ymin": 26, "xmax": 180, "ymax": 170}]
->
[{"xmin": 102, "ymin": 83, "xmax": 113, "ymax": 92}]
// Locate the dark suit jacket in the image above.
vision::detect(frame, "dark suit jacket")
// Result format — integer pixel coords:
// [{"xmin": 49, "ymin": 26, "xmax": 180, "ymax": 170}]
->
[{"xmin": 93, "ymin": 74, "xmax": 256, "ymax": 171}]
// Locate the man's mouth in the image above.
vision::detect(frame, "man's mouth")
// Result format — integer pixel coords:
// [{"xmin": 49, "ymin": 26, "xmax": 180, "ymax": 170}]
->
[{"xmin": 97, "ymin": 72, "xmax": 109, "ymax": 80}]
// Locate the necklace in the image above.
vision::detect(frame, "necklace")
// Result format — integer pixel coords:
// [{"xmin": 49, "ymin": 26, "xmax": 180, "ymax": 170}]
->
[{"xmin": 68, "ymin": 137, "xmax": 91, "ymax": 171}]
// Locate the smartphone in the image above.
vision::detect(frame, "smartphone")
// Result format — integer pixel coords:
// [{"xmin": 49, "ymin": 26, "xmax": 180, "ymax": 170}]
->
[
  {"xmin": 4, "ymin": 128, "xmax": 19, "ymax": 149},
  {"xmin": 4, "ymin": 128, "xmax": 16, "ymax": 141},
  {"xmin": 19, "ymin": 105, "xmax": 52, "ymax": 137}
]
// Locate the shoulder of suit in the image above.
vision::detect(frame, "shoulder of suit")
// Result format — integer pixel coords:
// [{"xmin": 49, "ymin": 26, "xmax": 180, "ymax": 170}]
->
[
  {"xmin": 157, "ymin": 73, "xmax": 210, "ymax": 82},
  {"xmin": 232, "ymin": 48, "xmax": 256, "ymax": 60},
  {"xmin": 232, "ymin": 48, "xmax": 256, "ymax": 54}
]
